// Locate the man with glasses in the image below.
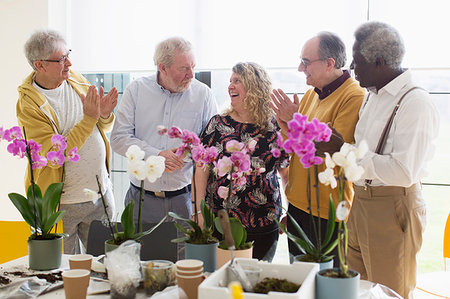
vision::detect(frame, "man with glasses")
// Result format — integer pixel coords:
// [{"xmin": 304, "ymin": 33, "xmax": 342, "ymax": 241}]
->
[
  {"xmin": 271, "ymin": 32, "xmax": 365, "ymax": 265},
  {"xmin": 17, "ymin": 29, "xmax": 118, "ymax": 254},
  {"xmin": 111, "ymin": 37, "xmax": 217, "ymax": 259}
]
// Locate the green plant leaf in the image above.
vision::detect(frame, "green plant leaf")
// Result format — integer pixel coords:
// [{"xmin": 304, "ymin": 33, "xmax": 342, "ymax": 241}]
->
[
  {"xmin": 41, "ymin": 210, "xmax": 65, "ymax": 235},
  {"xmin": 275, "ymin": 218, "xmax": 314, "ymax": 255},
  {"xmin": 170, "ymin": 236, "xmax": 189, "ymax": 243},
  {"xmin": 201, "ymin": 200, "xmax": 215, "ymax": 230},
  {"xmin": 322, "ymin": 238, "xmax": 338, "ymax": 257},
  {"xmin": 132, "ymin": 214, "xmax": 168, "ymax": 240},
  {"xmin": 41, "ymin": 183, "xmax": 63, "ymax": 232},
  {"xmin": 321, "ymin": 195, "xmax": 336, "ymax": 248},
  {"xmin": 8, "ymin": 192, "xmax": 35, "ymax": 227},
  {"xmin": 121, "ymin": 201, "xmax": 135, "ymax": 239},
  {"xmin": 284, "ymin": 212, "xmax": 315, "ymax": 250},
  {"xmin": 168, "ymin": 212, "xmax": 201, "ymax": 234}
]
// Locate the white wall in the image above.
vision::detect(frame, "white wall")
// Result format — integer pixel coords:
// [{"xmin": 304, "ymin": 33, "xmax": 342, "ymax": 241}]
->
[{"xmin": 0, "ymin": 0, "xmax": 68, "ymax": 220}]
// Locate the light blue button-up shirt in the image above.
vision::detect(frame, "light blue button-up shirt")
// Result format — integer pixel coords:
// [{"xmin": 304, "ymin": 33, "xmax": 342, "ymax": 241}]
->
[{"xmin": 111, "ymin": 73, "xmax": 217, "ymax": 191}]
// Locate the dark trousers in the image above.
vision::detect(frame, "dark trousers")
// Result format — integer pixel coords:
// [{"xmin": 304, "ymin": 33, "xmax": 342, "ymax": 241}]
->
[{"xmin": 287, "ymin": 203, "xmax": 339, "ymax": 267}]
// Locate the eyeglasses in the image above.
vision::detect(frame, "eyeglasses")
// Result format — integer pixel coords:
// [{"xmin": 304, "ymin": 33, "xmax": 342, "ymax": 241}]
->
[
  {"xmin": 300, "ymin": 58, "xmax": 325, "ymax": 67},
  {"xmin": 42, "ymin": 49, "xmax": 71, "ymax": 65}
]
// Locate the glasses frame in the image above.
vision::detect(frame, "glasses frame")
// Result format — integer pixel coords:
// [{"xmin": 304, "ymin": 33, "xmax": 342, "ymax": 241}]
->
[
  {"xmin": 300, "ymin": 58, "xmax": 325, "ymax": 68},
  {"xmin": 41, "ymin": 49, "xmax": 72, "ymax": 65}
]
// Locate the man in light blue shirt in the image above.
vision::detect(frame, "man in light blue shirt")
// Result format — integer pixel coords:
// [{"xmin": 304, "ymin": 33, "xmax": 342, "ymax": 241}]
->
[{"xmin": 111, "ymin": 37, "xmax": 217, "ymax": 256}]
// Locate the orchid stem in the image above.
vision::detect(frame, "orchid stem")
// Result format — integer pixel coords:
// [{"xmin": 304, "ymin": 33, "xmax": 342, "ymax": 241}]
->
[
  {"xmin": 193, "ymin": 166, "xmax": 198, "ymax": 224},
  {"xmin": 96, "ymin": 175, "xmax": 116, "ymax": 243},
  {"xmin": 138, "ymin": 180, "xmax": 144, "ymax": 233},
  {"xmin": 23, "ymin": 128, "xmax": 38, "ymax": 237}
]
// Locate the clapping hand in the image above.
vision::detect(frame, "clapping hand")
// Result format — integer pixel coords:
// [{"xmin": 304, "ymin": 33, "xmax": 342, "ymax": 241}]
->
[
  {"xmin": 99, "ymin": 86, "xmax": 118, "ymax": 119},
  {"xmin": 270, "ymin": 88, "xmax": 300, "ymax": 134},
  {"xmin": 80, "ymin": 85, "xmax": 100, "ymax": 120}
]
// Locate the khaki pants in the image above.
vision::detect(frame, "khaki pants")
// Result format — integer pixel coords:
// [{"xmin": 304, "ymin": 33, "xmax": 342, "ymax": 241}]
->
[{"xmin": 348, "ymin": 184, "xmax": 426, "ymax": 299}]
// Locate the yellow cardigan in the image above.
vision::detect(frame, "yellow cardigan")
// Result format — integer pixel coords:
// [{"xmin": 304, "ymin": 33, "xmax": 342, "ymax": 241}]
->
[
  {"xmin": 285, "ymin": 77, "xmax": 365, "ymax": 219},
  {"xmin": 16, "ymin": 70, "xmax": 114, "ymax": 193}
]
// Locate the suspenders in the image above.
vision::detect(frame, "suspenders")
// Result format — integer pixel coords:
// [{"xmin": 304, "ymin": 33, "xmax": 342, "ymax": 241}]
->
[{"xmin": 364, "ymin": 87, "xmax": 424, "ymax": 187}]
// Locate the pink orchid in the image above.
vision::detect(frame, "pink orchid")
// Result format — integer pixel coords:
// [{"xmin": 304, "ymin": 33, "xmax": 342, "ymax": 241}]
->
[
  {"xmin": 230, "ymin": 151, "xmax": 251, "ymax": 173},
  {"xmin": 167, "ymin": 127, "xmax": 183, "ymax": 139},
  {"xmin": 300, "ymin": 152, "xmax": 323, "ymax": 168},
  {"xmin": 217, "ymin": 186, "xmax": 229, "ymax": 200},
  {"xmin": 67, "ymin": 147, "xmax": 79, "ymax": 162},
  {"xmin": 204, "ymin": 146, "xmax": 218, "ymax": 164},
  {"xmin": 4, "ymin": 126, "xmax": 23, "ymax": 142},
  {"xmin": 271, "ymin": 147, "xmax": 281, "ymax": 158},
  {"xmin": 157, "ymin": 125, "xmax": 168, "ymax": 136},
  {"xmin": 7, "ymin": 139, "xmax": 27, "ymax": 158},
  {"xmin": 32, "ymin": 155, "xmax": 48, "ymax": 169},
  {"xmin": 226, "ymin": 140, "xmax": 245, "ymax": 152},
  {"xmin": 175, "ymin": 144, "xmax": 190, "ymax": 159},
  {"xmin": 181, "ymin": 130, "xmax": 200, "ymax": 146},
  {"xmin": 217, "ymin": 156, "xmax": 233, "ymax": 177},
  {"xmin": 27, "ymin": 140, "xmax": 42, "ymax": 156},
  {"xmin": 51, "ymin": 134, "xmax": 67, "ymax": 151},
  {"xmin": 46, "ymin": 150, "xmax": 65, "ymax": 167}
]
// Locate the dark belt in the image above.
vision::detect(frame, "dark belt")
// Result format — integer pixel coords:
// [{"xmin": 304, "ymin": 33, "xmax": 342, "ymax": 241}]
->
[{"xmin": 131, "ymin": 183, "xmax": 191, "ymax": 198}]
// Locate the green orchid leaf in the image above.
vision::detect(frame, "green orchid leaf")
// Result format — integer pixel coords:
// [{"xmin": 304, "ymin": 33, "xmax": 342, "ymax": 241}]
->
[
  {"xmin": 173, "ymin": 221, "xmax": 190, "ymax": 235},
  {"xmin": 132, "ymin": 215, "xmax": 168, "ymax": 240},
  {"xmin": 321, "ymin": 195, "xmax": 336, "ymax": 248},
  {"xmin": 41, "ymin": 183, "xmax": 63, "ymax": 230},
  {"xmin": 121, "ymin": 201, "xmax": 135, "ymax": 238},
  {"xmin": 322, "ymin": 237, "xmax": 339, "ymax": 257},
  {"xmin": 275, "ymin": 218, "xmax": 313, "ymax": 254},
  {"xmin": 8, "ymin": 192, "xmax": 35, "ymax": 227},
  {"xmin": 201, "ymin": 200, "xmax": 215, "ymax": 230},
  {"xmin": 41, "ymin": 211, "xmax": 65, "ymax": 235},
  {"xmin": 285, "ymin": 212, "xmax": 314, "ymax": 249},
  {"xmin": 168, "ymin": 212, "xmax": 201, "ymax": 233},
  {"xmin": 170, "ymin": 236, "xmax": 189, "ymax": 243}
]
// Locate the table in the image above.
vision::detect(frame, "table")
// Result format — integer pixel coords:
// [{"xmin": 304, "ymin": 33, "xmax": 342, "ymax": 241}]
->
[
  {"xmin": 0, "ymin": 255, "xmax": 402, "ymax": 298},
  {"xmin": 416, "ymin": 271, "xmax": 450, "ymax": 298}
]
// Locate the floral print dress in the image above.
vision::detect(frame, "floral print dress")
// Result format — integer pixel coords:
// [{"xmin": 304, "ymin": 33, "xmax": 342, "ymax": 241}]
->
[{"xmin": 200, "ymin": 114, "xmax": 289, "ymax": 234}]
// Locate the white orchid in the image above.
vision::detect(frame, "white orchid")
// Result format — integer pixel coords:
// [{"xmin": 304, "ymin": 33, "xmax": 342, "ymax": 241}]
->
[
  {"xmin": 125, "ymin": 144, "xmax": 145, "ymax": 162},
  {"xmin": 318, "ymin": 168, "xmax": 337, "ymax": 189},
  {"xmin": 145, "ymin": 155, "xmax": 165, "ymax": 182},
  {"xmin": 324, "ymin": 152, "xmax": 336, "ymax": 169},
  {"xmin": 126, "ymin": 145, "xmax": 166, "ymax": 183},
  {"xmin": 127, "ymin": 160, "xmax": 147, "ymax": 180},
  {"xmin": 336, "ymin": 201, "xmax": 351, "ymax": 221}
]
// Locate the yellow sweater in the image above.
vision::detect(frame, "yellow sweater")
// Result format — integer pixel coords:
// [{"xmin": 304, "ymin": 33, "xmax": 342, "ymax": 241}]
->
[
  {"xmin": 285, "ymin": 77, "xmax": 364, "ymax": 218},
  {"xmin": 16, "ymin": 70, "xmax": 114, "ymax": 193}
]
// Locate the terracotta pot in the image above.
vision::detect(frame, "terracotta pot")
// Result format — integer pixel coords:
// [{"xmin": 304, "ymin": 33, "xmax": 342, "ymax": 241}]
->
[{"xmin": 216, "ymin": 246, "xmax": 253, "ymax": 269}]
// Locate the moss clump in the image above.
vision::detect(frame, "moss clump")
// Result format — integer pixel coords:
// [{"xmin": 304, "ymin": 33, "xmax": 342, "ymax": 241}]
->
[{"xmin": 253, "ymin": 277, "xmax": 300, "ymax": 294}]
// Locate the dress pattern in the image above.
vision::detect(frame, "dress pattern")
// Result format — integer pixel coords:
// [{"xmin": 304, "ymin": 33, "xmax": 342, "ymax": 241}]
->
[{"xmin": 200, "ymin": 114, "xmax": 289, "ymax": 233}]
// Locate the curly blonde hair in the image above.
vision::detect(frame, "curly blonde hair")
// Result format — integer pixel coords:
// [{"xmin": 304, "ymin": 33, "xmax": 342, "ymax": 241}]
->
[{"xmin": 228, "ymin": 62, "xmax": 274, "ymax": 131}]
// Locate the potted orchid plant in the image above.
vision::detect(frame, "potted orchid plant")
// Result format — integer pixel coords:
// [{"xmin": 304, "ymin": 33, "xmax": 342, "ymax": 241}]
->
[
  {"xmin": 315, "ymin": 141, "xmax": 367, "ymax": 299},
  {"xmin": 272, "ymin": 113, "xmax": 338, "ymax": 267},
  {"xmin": 1, "ymin": 126, "xmax": 79, "ymax": 270},
  {"xmin": 158, "ymin": 126, "xmax": 219, "ymax": 272},
  {"xmin": 212, "ymin": 139, "xmax": 260, "ymax": 267},
  {"xmin": 87, "ymin": 144, "xmax": 167, "ymax": 253}
]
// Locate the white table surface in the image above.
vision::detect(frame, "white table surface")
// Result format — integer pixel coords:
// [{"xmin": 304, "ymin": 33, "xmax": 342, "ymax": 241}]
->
[{"xmin": 0, "ymin": 255, "xmax": 402, "ymax": 298}]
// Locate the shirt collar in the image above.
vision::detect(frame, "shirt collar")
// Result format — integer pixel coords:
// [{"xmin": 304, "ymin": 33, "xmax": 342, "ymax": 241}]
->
[
  {"xmin": 314, "ymin": 70, "xmax": 350, "ymax": 100},
  {"xmin": 377, "ymin": 69, "xmax": 411, "ymax": 97}
]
